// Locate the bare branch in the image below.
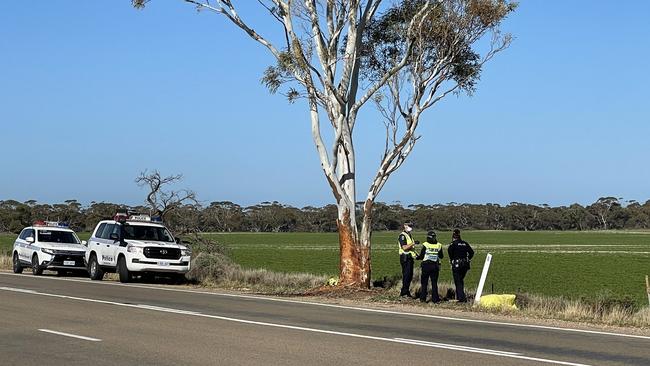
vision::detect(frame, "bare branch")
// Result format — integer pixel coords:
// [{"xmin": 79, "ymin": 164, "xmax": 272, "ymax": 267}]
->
[{"xmin": 135, "ymin": 170, "xmax": 198, "ymax": 220}]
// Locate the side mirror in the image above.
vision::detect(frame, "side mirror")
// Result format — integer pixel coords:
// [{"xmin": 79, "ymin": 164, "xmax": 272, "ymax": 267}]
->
[
  {"xmin": 81, "ymin": 240, "xmax": 88, "ymax": 246},
  {"xmin": 109, "ymin": 233, "xmax": 119, "ymax": 241},
  {"xmin": 26, "ymin": 237, "xmax": 35, "ymax": 244},
  {"xmin": 175, "ymin": 237, "xmax": 182, "ymax": 244}
]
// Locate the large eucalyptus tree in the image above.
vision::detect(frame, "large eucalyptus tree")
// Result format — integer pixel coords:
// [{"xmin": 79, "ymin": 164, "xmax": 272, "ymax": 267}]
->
[{"xmin": 132, "ymin": 0, "xmax": 516, "ymax": 287}]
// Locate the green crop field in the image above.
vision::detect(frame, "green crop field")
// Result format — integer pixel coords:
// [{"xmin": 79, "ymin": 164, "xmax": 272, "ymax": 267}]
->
[
  {"xmin": 3, "ymin": 230, "xmax": 649, "ymax": 305},
  {"xmin": 204, "ymin": 230, "xmax": 650, "ymax": 305}
]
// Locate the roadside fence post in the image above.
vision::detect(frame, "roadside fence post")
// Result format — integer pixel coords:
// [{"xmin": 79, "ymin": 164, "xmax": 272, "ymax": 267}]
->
[
  {"xmin": 474, "ymin": 253, "xmax": 492, "ymax": 306},
  {"xmin": 646, "ymin": 275, "xmax": 650, "ymax": 307}
]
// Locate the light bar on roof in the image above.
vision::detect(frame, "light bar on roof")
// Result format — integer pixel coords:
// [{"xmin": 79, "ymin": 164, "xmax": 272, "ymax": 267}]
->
[
  {"xmin": 128, "ymin": 214, "xmax": 152, "ymax": 222},
  {"xmin": 33, "ymin": 221, "xmax": 69, "ymax": 228}
]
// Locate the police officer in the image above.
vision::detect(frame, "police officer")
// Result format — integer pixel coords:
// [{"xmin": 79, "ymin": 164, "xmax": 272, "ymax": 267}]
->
[
  {"xmin": 398, "ymin": 222, "xmax": 418, "ymax": 298},
  {"xmin": 417, "ymin": 230, "xmax": 443, "ymax": 303},
  {"xmin": 448, "ymin": 228, "xmax": 474, "ymax": 303}
]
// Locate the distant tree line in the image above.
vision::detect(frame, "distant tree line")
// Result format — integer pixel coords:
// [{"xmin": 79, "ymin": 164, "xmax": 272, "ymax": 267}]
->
[{"xmin": 1, "ymin": 196, "xmax": 649, "ymax": 234}]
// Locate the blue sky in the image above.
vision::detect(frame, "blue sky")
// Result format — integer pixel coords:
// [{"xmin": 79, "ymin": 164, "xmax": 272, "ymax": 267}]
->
[{"xmin": 1, "ymin": 1, "xmax": 648, "ymax": 208}]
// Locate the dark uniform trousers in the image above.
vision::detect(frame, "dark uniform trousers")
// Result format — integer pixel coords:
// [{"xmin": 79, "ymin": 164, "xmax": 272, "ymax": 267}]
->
[
  {"xmin": 420, "ymin": 261, "xmax": 440, "ymax": 302},
  {"xmin": 452, "ymin": 264, "xmax": 469, "ymax": 302},
  {"xmin": 399, "ymin": 254, "xmax": 414, "ymax": 296}
]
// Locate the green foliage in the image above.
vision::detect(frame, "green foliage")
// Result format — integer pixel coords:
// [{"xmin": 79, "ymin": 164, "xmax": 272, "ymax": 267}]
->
[
  {"xmin": 131, "ymin": 0, "xmax": 149, "ymax": 9},
  {"xmin": 260, "ymin": 51, "xmax": 302, "ymax": 100},
  {"xmin": 360, "ymin": 0, "xmax": 517, "ymax": 94},
  {"xmin": 2, "ymin": 198, "xmax": 650, "ymax": 234}
]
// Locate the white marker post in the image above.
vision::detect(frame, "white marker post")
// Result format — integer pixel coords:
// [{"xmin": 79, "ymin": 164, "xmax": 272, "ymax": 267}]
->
[
  {"xmin": 646, "ymin": 275, "xmax": 650, "ymax": 306},
  {"xmin": 473, "ymin": 253, "xmax": 492, "ymax": 306}
]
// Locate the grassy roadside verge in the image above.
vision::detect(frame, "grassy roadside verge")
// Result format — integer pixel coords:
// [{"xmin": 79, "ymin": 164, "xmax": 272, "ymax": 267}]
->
[
  {"xmin": 176, "ymin": 247, "xmax": 650, "ymax": 329},
  {"xmin": 2, "ymin": 251, "xmax": 648, "ymax": 330},
  {"xmin": 4, "ymin": 230, "xmax": 650, "ymax": 305}
]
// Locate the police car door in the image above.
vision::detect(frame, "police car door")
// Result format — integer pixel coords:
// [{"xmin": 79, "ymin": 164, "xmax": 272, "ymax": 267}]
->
[
  {"xmin": 15, "ymin": 229, "xmax": 33, "ymax": 263},
  {"xmin": 24, "ymin": 229, "xmax": 37, "ymax": 262},
  {"xmin": 95, "ymin": 223, "xmax": 118, "ymax": 267},
  {"xmin": 103, "ymin": 223, "xmax": 121, "ymax": 267},
  {"xmin": 90, "ymin": 223, "xmax": 107, "ymax": 264}
]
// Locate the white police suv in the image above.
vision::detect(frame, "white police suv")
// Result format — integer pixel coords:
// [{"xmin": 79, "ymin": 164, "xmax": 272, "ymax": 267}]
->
[
  {"xmin": 85, "ymin": 213, "xmax": 191, "ymax": 283},
  {"xmin": 12, "ymin": 221, "xmax": 88, "ymax": 275}
]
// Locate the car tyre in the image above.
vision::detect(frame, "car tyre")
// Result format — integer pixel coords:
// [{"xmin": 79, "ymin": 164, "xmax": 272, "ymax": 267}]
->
[
  {"xmin": 117, "ymin": 256, "xmax": 131, "ymax": 283},
  {"xmin": 88, "ymin": 254, "xmax": 104, "ymax": 281},
  {"xmin": 31, "ymin": 254, "xmax": 43, "ymax": 276},
  {"xmin": 12, "ymin": 252, "xmax": 23, "ymax": 274}
]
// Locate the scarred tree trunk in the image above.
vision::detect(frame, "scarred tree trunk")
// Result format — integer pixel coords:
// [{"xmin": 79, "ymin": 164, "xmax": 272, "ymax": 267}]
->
[
  {"xmin": 337, "ymin": 212, "xmax": 372, "ymax": 287},
  {"xmin": 333, "ymin": 140, "xmax": 371, "ymax": 287},
  {"xmin": 337, "ymin": 209, "xmax": 370, "ymax": 287}
]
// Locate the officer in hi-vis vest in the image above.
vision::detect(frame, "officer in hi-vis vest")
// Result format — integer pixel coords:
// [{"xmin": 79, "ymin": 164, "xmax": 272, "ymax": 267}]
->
[
  {"xmin": 417, "ymin": 231, "xmax": 444, "ymax": 303},
  {"xmin": 398, "ymin": 222, "xmax": 418, "ymax": 298}
]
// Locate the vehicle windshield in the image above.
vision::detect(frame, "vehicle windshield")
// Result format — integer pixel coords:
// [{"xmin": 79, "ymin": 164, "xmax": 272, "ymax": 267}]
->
[
  {"xmin": 37, "ymin": 230, "xmax": 80, "ymax": 244},
  {"xmin": 122, "ymin": 224, "xmax": 174, "ymax": 242}
]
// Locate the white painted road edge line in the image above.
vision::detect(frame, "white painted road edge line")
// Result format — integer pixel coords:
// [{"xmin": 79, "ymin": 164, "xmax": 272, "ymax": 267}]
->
[
  {"xmin": 38, "ymin": 329, "xmax": 101, "ymax": 342},
  {"xmin": 4, "ymin": 286, "xmax": 589, "ymax": 366},
  {"xmin": 3, "ymin": 272, "xmax": 649, "ymax": 341},
  {"xmin": 394, "ymin": 337, "xmax": 521, "ymax": 355}
]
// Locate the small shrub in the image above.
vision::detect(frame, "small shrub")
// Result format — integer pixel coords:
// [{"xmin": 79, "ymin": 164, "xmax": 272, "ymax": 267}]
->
[
  {"xmin": 579, "ymin": 291, "xmax": 639, "ymax": 315},
  {"xmin": 186, "ymin": 252, "xmax": 326, "ymax": 294},
  {"xmin": 181, "ymin": 233, "xmax": 230, "ymax": 257},
  {"xmin": 0, "ymin": 254, "xmax": 11, "ymax": 270},
  {"xmin": 186, "ymin": 252, "xmax": 236, "ymax": 284}
]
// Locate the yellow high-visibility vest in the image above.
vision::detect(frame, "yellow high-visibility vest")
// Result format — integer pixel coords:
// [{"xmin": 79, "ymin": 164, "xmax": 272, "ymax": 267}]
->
[
  {"xmin": 422, "ymin": 241, "xmax": 442, "ymax": 262},
  {"xmin": 398, "ymin": 231, "xmax": 417, "ymax": 258}
]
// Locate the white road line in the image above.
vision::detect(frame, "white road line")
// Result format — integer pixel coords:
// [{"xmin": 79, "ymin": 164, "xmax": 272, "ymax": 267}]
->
[
  {"xmin": 2, "ymin": 272, "xmax": 650, "ymax": 341},
  {"xmin": 38, "ymin": 329, "xmax": 101, "ymax": 342},
  {"xmin": 394, "ymin": 337, "xmax": 521, "ymax": 355},
  {"xmin": 393, "ymin": 338, "xmax": 590, "ymax": 366},
  {"xmin": 4, "ymin": 286, "xmax": 589, "ymax": 366},
  {"xmin": 136, "ymin": 304, "xmax": 202, "ymax": 315}
]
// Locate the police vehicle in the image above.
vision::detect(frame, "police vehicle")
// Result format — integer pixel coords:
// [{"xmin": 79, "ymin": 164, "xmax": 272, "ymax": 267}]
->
[
  {"xmin": 12, "ymin": 221, "xmax": 88, "ymax": 275},
  {"xmin": 85, "ymin": 213, "xmax": 191, "ymax": 283}
]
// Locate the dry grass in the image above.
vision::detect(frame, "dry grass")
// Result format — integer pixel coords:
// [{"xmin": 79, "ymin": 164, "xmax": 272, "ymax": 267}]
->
[
  {"xmin": 377, "ymin": 267, "xmax": 469, "ymax": 302},
  {"xmin": 511, "ymin": 293, "xmax": 650, "ymax": 328},
  {"xmin": 369, "ymin": 267, "xmax": 650, "ymax": 328},
  {"xmin": 0, "ymin": 254, "xmax": 11, "ymax": 271},
  {"xmin": 186, "ymin": 252, "xmax": 326, "ymax": 295}
]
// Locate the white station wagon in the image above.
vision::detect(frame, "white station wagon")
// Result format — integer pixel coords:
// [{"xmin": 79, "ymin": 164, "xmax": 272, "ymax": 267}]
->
[
  {"xmin": 12, "ymin": 221, "xmax": 87, "ymax": 275},
  {"xmin": 85, "ymin": 213, "xmax": 191, "ymax": 283}
]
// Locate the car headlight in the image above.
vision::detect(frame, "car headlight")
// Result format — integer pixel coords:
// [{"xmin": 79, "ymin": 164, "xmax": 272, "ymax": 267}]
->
[
  {"xmin": 126, "ymin": 245, "xmax": 143, "ymax": 254},
  {"xmin": 181, "ymin": 248, "xmax": 192, "ymax": 256},
  {"xmin": 41, "ymin": 248, "xmax": 55, "ymax": 255}
]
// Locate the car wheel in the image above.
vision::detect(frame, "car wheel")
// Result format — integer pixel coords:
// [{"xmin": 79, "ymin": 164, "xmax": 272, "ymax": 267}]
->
[
  {"xmin": 88, "ymin": 254, "xmax": 104, "ymax": 281},
  {"xmin": 117, "ymin": 256, "xmax": 131, "ymax": 283},
  {"xmin": 31, "ymin": 254, "xmax": 43, "ymax": 276},
  {"xmin": 12, "ymin": 252, "xmax": 23, "ymax": 274}
]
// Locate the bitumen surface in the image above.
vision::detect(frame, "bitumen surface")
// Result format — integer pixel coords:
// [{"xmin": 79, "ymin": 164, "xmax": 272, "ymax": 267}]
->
[{"xmin": 0, "ymin": 272, "xmax": 648, "ymax": 366}]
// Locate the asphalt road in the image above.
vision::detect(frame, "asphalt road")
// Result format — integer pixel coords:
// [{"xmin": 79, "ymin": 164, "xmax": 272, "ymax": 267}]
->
[{"xmin": 1, "ymin": 272, "xmax": 648, "ymax": 366}]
